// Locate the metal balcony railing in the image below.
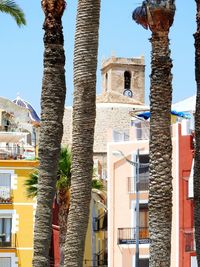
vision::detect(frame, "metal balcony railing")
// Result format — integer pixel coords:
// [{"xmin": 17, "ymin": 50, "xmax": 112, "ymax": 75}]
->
[
  {"xmin": 128, "ymin": 176, "xmax": 149, "ymax": 193},
  {"xmin": 84, "ymin": 250, "xmax": 108, "ymax": 267},
  {"xmin": 0, "ymin": 146, "xmax": 35, "ymax": 160},
  {"xmin": 0, "ymin": 233, "xmax": 16, "ymax": 248},
  {"xmin": 0, "ymin": 188, "xmax": 13, "ymax": 204},
  {"xmin": 118, "ymin": 227, "xmax": 150, "ymax": 245}
]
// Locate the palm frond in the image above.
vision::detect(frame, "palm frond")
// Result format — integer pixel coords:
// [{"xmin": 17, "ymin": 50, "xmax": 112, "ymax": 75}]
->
[
  {"xmin": 57, "ymin": 146, "xmax": 72, "ymax": 188},
  {"xmin": 132, "ymin": 3, "xmax": 148, "ymax": 29},
  {"xmin": 24, "ymin": 170, "xmax": 38, "ymax": 198},
  {"xmin": 92, "ymin": 179, "xmax": 104, "ymax": 191},
  {"xmin": 56, "ymin": 175, "xmax": 70, "ymax": 190},
  {"xmin": 0, "ymin": 0, "xmax": 26, "ymax": 26}
]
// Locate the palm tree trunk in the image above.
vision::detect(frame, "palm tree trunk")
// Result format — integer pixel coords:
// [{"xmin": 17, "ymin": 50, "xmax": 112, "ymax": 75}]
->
[
  {"xmin": 132, "ymin": 2, "xmax": 175, "ymax": 266},
  {"xmin": 194, "ymin": 0, "xmax": 200, "ymax": 265},
  {"xmin": 64, "ymin": 0, "xmax": 101, "ymax": 266},
  {"xmin": 32, "ymin": 1, "xmax": 66, "ymax": 266},
  {"xmin": 149, "ymin": 30, "xmax": 173, "ymax": 267}
]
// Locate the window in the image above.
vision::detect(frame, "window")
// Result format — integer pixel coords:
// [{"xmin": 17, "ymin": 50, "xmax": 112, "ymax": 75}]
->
[
  {"xmin": 0, "ymin": 257, "xmax": 11, "ymax": 267},
  {"xmin": 124, "ymin": 71, "xmax": 131, "ymax": 89},
  {"xmin": 139, "ymin": 204, "xmax": 149, "ymax": 239},
  {"xmin": 0, "ymin": 173, "xmax": 11, "ymax": 202},
  {"xmin": 139, "ymin": 155, "xmax": 149, "ymax": 176},
  {"xmin": 105, "ymin": 73, "xmax": 108, "ymax": 91},
  {"xmin": 0, "ymin": 218, "xmax": 12, "ymax": 247},
  {"xmin": 139, "ymin": 155, "xmax": 149, "ymax": 191},
  {"xmin": 139, "ymin": 258, "xmax": 149, "ymax": 267},
  {"xmin": 113, "ymin": 130, "xmax": 129, "ymax": 142}
]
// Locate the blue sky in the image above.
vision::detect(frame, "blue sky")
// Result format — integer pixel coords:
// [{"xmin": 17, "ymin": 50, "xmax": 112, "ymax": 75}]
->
[{"xmin": 0, "ymin": 0, "xmax": 196, "ymax": 114}]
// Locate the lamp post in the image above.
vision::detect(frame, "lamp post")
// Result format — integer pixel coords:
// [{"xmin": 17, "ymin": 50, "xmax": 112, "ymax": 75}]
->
[
  {"xmin": 32, "ymin": 127, "xmax": 36, "ymax": 159},
  {"xmin": 135, "ymin": 149, "xmax": 140, "ymax": 267},
  {"xmin": 113, "ymin": 149, "xmax": 140, "ymax": 267}
]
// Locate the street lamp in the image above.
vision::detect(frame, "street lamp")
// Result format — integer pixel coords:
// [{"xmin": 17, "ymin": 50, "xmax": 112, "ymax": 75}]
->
[{"xmin": 113, "ymin": 149, "xmax": 148, "ymax": 267}]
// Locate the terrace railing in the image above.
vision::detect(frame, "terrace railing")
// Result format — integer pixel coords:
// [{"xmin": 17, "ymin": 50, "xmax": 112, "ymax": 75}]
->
[{"xmin": 118, "ymin": 227, "xmax": 149, "ymax": 245}]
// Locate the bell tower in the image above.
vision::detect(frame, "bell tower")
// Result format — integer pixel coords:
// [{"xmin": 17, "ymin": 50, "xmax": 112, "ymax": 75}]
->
[{"xmin": 101, "ymin": 56, "xmax": 145, "ymax": 104}]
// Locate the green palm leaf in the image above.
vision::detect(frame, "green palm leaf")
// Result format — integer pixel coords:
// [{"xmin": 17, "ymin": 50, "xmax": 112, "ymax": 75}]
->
[
  {"xmin": 0, "ymin": 0, "xmax": 26, "ymax": 26},
  {"xmin": 25, "ymin": 146, "xmax": 104, "ymax": 197},
  {"xmin": 57, "ymin": 146, "xmax": 72, "ymax": 188},
  {"xmin": 25, "ymin": 147, "xmax": 72, "ymax": 197},
  {"xmin": 92, "ymin": 178, "xmax": 104, "ymax": 191},
  {"xmin": 24, "ymin": 170, "xmax": 38, "ymax": 198}
]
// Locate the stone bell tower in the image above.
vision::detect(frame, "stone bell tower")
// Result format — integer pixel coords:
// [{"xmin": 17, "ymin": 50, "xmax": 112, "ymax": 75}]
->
[{"xmin": 101, "ymin": 56, "xmax": 145, "ymax": 104}]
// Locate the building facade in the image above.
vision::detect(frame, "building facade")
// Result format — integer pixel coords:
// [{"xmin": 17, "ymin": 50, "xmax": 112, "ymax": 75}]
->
[
  {"xmin": 107, "ymin": 120, "xmax": 196, "ymax": 267},
  {"xmin": 0, "ymin": 160, "xmax": 37, "ymax": 267},
  {"xmin": 0, "ymin": 96, "xmax": 40, "ymax": 267}
]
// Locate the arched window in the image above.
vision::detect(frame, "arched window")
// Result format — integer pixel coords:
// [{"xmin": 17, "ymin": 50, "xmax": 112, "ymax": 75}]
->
[
  {"xmin": 124, "ymin": 71, "xmax": 131, "ymax": 89},
  {"xmin": 105, "ymin": 73, "xmax": 108, "ymax": 91}
]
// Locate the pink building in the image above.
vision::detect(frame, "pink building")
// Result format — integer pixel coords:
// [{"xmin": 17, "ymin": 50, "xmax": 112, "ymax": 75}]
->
[{"xmin": 107, "ymin": 121, "xmax": 195, "ymax": 267}]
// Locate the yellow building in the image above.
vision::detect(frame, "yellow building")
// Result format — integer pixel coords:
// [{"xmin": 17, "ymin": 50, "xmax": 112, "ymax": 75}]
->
[
  {"xmin": 0, "ymin": 160, "xmax": 37, "ymax": 267},
  {"xmin": 84, "ymin": 188, "xmax": 107, "ymax": 267}
]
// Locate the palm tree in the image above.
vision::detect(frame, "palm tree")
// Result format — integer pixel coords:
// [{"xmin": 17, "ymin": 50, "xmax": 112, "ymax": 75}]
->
[
  {"xmin": 63, "ymin": 0, "xmax": 101, "ymax": 266},
  {"xmin": 25, "ymin": 147, "xmax": 71, "ymax": 267},
  {"xmin": 133, "ymin": 1, "xmax": 175, "ymax": 266},
  {"xmin": 25, "ymin": 147, "xmax": 103, "ymax": 266},
  {"xmin": 194, "ymin": 0, "xmax": 200, "ymax": 265},
  {"xmin": 0, "ymin": 0, "xmax": 26, "ymax": 26},
  {"xmin": 32, "ymin": 0, "xmax": 67, "ymax": 266}
]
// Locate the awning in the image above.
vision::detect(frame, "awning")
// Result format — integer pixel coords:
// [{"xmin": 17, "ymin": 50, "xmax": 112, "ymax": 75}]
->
[{"xmin": 134, "ymin": 110, "xmax": 191, "ymax": 120}]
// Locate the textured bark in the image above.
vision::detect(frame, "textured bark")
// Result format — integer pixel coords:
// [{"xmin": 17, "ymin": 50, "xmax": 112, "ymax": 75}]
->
[
  {"xmin": 32, "ymin": 1, "xmax": 66, "ymax": 266},
  {"xmin": 64, "ymin": 0, "xmax": 101, "ymax": 266},
  {"xmin": 194, "ymin": 0, "xmax": 200, "ymax": 265},
  {"xmin": 149, "ymin": 30, "xmax": 173, "ymax": 267}
]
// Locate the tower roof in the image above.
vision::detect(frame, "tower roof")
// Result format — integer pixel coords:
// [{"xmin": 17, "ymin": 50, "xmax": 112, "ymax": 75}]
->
[{"xmin": 13, "ymin": 96, "xmax": 40, "ymax": 123}]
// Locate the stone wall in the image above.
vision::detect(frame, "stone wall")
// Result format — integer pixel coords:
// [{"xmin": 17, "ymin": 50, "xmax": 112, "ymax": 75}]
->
[{"xmin": 62, "ymin": 103, "xmax": 141, "ymax": 153}]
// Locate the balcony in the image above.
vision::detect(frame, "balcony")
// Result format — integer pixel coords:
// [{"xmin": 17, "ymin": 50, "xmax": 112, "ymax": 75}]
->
[
  {"xmin": 0, "ymin": 146, "xmax": 35, "ymax": 160},
  {"xmin": 0, "ymin": 233, "xmax": 16, "ymax": 248},
  {"xmin": 128, "ymin": 176, "xmax": 149, "ymax": 193},
  {"xmin": 118, "ymin": 227, "xmax": 149, "ymax": 245},
  {"xmin": 84, "ymin": 250, "xmax": 107, "ymax": 267},
  {"xmin": 0, "ymin": 187, "xmax": 13, "ymax": 204}
]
